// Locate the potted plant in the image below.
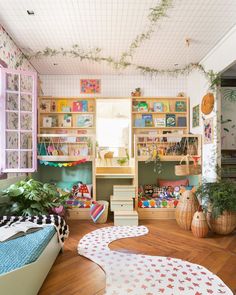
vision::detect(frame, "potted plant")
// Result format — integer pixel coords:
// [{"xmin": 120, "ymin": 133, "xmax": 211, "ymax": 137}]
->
[
  {"xmin": 196, "ymin": 180, "xmax": 236, "ymax": 234},
  {"xmin": 0, "ymin": 178, "xmax": 68, "ymax": 216}
]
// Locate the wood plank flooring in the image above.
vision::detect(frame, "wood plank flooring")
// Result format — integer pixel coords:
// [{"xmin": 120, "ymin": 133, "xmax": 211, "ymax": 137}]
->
[{"xmin": 39, "ymin": 219, "xmax": 236, "ymax": 295}]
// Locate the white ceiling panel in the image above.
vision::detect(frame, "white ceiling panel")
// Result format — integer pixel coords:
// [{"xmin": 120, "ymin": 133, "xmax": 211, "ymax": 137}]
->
[{"xmin": 0, "ymin": 0, "xmax": 236, "ymax": 74}]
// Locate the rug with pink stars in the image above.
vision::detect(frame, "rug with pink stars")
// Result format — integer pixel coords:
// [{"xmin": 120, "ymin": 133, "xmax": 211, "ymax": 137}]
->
[{"xmin": 78, "ymin": 226, "xmax": 232, "ymax": 295}]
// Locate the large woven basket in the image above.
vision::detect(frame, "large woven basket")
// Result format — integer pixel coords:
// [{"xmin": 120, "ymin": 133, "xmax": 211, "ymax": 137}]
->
[{"xmin": 175, "ymin": 155, "xmax": 201, "ymax": 176}]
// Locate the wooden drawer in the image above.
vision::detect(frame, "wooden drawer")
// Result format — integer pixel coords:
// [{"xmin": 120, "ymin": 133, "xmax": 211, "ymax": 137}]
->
[
  {"xmin": 67, "ymin": 208, "xmax": 90, "ymax": 220},
  {"xmin": 110, "ymin": 196, "xmax": 133, "ymax": 212},
  {"xmin": 113, "ymin": 185, "xmax": 136, "ymax": 200},
  {"xmin": 114, "ymin": 210, "xmax": 138, "ymax": 226},
  {"xmin": 138, "ymin": 208, "xmax": 176, "ymax": 219}
]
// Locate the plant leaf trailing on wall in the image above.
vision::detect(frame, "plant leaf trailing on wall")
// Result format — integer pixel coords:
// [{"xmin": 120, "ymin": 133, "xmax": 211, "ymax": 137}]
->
[{"xmin": 15, "ymin": 0, "xmax": 220, "ymax": 91}]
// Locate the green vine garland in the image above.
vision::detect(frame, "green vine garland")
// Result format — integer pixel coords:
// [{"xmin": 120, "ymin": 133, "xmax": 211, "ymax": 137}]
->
[{"xmin": 15, "ymin": 0, "xmax": 220, "ymax": 90}]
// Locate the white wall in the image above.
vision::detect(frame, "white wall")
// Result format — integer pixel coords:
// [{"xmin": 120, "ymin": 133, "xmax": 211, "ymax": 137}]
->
[
  {"xmin": 187, "ymin": 24, "xmax": 236, "ymax": 182},
  {"xmin": 40, "ymin": 75, "xmax": 187, "ymax": 97}
]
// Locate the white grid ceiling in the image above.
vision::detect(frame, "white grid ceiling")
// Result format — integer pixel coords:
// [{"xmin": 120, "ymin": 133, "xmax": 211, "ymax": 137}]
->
[{"xmin": 0, "ymin": 0, "xmax": 236, "ymax": 74}]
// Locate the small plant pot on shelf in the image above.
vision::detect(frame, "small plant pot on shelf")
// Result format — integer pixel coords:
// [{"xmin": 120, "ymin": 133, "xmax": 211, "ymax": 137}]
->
[{"xmin": 207, "ymin": 210, "xmax": 236, "ymax": 235}]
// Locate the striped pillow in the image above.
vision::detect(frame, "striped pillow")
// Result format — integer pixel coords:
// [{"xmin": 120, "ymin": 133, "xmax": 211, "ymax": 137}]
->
[{"xmin": 90, "ymin": 202, "xmax": 105, "ymax": 223}]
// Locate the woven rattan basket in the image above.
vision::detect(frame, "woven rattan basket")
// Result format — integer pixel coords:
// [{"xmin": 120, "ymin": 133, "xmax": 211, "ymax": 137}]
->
[{"xmin": 175, "ymin": 155, "xmax": 201, "ymax": 176}]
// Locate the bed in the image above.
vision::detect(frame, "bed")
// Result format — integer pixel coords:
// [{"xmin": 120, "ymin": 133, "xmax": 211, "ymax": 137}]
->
[{"xmin": 0, "ymin": 215, "xmax": 69, "ymax": 295}]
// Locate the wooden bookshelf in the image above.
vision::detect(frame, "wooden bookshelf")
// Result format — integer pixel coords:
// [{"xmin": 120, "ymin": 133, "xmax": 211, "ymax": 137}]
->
[{"xmin": 131, "ymin": 96, "xmax": 189, "ymax": 155}]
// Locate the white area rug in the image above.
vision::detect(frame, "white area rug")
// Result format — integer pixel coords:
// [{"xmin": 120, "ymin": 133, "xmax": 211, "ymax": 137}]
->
[{"xmin": 78, "ymin": 226, "xmax": 232, "ymax": 295}]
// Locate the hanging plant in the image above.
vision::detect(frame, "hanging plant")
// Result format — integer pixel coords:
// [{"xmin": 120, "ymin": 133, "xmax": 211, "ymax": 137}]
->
[{"xmin": 145, "ymin": 144, "xmax": 162, "ymax": 174}]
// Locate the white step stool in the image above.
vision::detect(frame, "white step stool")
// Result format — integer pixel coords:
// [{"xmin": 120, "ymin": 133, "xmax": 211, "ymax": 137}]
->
[
  {"xmin": 113, "ymin": 185, "xmax": 136, "ymax": 200},
  {"xmin": 114, "ymin": 210, "xmax": 139, "ymax": 226},
  {"xmin": 110, "ymin": 195, "xmax": 133, "ymax": 212}
]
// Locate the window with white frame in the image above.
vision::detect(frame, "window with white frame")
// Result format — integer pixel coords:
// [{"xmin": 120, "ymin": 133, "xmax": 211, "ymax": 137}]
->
[{"xmin": 0, "ymin": 68, "xmax": 37, "ymax": 173}]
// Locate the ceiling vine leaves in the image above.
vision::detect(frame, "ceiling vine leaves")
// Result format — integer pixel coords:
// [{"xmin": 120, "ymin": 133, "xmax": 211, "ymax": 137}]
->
[{"xmin": 15, "ymin": 0, "xmax": 220, "ymax": 90}]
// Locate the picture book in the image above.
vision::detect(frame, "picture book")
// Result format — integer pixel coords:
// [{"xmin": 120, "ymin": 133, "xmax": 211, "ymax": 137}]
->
[
  {"xmin": 61, "ymin": 106, "xmax": 71, "ymax": 112},
  {"xmin": 175, "ymin": 101, "xmax": 187, "ymax": 112},
  {"xmin": 177, "ymin": 116, "xmax": 187, "ymax": 127},
  {"xmin": 77, "ymin": 115, "xmax": 93, "ymax": 127},
  {"xmin": 134, "ymin": 118, "xmax": 145, "ymax": 127},
  {"xmin": 154, "ymin": 117, "xmax": 166, "ymax": 127},
  {"xmin": 153, "ymin": 102, "xmax": 163, "ymax": 112},
  {"xmin": 162, "ymin": 101, "xmax": 170, "ymax": 112},
  {"xmin": 63, "ymin": 114, "xmax": 72, "ymax": 127},
  {"xmin": 51, "ymin": 116, "xmax": 58, "ymax": 127},
  {"xmin": 142, "ymin": 114, "xmax": 153, "ymax": 127},
  {"xmin": 40, "ymin": 100, "xmax": 51, "ymax": 112},
  {"xmin": 73, "ymin": 101, "xmax": 83, "ymax": 112},
  {"xmin": 138, "ymin": 101, "xmax": 148, "ymax": 112},
  {"xmin": 57, "ymin": 100, "xmax": 68, "ymax": 112},
  {"xmin": 166, "ymin": 114, "xmax": 176, "ymax": 127},
  {"xmin": 0, "ymin": 221, "xmax": 43, "ymax": 242},
  {"xmin": 82, "ymin": 100, "xmax": 88, "ymax": 112},
  {"xmin": 50, "ymin": 100, "xmax": 57, "ymax": 112},
  {"xmin": 132, "ymin": 100, "xmax": 139, "ymax": 111},
  {"xmin": 43, "ymin": 116, "xmax": 52, "ymax": 127}
]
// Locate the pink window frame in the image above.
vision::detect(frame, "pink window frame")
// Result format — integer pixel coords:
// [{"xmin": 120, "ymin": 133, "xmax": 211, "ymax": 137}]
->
[{"xmin": 0, "ymin": 68, "xmax": 37, "ymax": 172}]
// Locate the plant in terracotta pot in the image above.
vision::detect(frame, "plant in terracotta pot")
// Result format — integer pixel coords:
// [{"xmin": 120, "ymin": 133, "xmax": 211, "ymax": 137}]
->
[{"xmin": 196, "ymin": 180, "xmax": 236, "ymax": 235}]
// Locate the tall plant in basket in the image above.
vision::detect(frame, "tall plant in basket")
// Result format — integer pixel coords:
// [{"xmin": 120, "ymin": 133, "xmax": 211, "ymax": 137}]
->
[{"xmin": 196, "ymin": 180, "xmax": 236, "ymax": 235}]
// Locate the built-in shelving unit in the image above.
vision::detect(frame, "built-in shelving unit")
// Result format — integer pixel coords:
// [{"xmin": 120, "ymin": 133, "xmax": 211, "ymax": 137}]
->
[
  {"xmin": 221, "ymin": 149, "xmax": 236, "ymax": 179},
  {"xmin": 131, "ymin": 96, "xmax": 189, "ymax": 155}
]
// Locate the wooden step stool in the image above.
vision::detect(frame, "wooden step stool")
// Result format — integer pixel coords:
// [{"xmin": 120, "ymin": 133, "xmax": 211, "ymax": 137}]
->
[{"xmin": 113, "ymin": 185, "xmax": 136, "ymax": 200}]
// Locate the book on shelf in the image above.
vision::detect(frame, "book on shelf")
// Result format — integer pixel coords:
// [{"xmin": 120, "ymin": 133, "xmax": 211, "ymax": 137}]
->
[
  {"xmin": 63, "ymin": 114, "xmax": 72, "ymax": 127},
  {"xmin": 175, "ymin": 101, "xmax": 187, "ymax": 112},
  {"xmin": 166, "ymin": 114, "xmax": 176, "ymax": 127},
  {"xmin": 40, "ymin": 100, "xmax": 51, "ymax": 112},
  {"xmin": 137, "ymin": 101, "xmax": 148, "ymax": 112},
  {"xmin": 177, "ymin": 116, "xmax": 187, "ymax": 127},
  {"xmin": 154, "ymin": 117, "xmax": 166, "ymax": 127},
  {"xmin": 51, "ymin": 100, "xmax": 57, "ymax": 112},
  {"xmin": 77, "ymin": 114, "xmax": 93, "ymax": 127},
  {"xmin": 132, "ymin": 100, "xmax": 139, "ymax": 112},
  {"xmin": 43, "ymin": 116, "xmax": 52, "ymax": 127},
  {"xmin": 0, "ymin": 221, "xmax": 43, "ymax": 242},
  {"xmin": 162, "ymin": 101, "xmax": 170, "ymax": 112},
  {"xmin": 134, "ymin": 118, "xmax": 145, "ymax": 127},
  {"xmin": 153, "ymin": 102, "xmax": 163, "ymax": 112},
  {"xmin": 72, "ymin": 100, "xmax": 88, "ymax": 112},
  {"xmin": 61, "ymin": 106, "xmax": 71, "ymax": 112},
  {"xmin": 57, "ymin": 100, "xmax": 68, "ymax": 112},
  {"xmin": 142, "ymin": 114, "xmax": 153, "ymax": 127}
]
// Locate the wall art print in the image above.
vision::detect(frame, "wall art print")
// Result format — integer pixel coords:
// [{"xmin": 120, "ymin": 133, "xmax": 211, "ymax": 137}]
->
[
  {"xmin": 203, "ymin": 117, "xmax": 213, "ymax": 144},
  {"xmin": 192, "ymin": 104, "xmax": 199, "ymax": 128},
  {"xmin": 80, "ymin": 79, "xmax": 101, "ymax": 94}
]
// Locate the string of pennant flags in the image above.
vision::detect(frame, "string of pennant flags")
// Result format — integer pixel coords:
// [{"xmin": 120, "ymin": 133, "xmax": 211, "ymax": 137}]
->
[{"xmin": 39, "ymin": 159, "xmax": 87, "ymax": 167}]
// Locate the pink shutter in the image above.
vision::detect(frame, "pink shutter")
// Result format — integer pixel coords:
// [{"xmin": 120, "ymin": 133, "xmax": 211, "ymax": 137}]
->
[{"xmin": 0, "ymin": 68, "xmax": 37, "ymax": 172}]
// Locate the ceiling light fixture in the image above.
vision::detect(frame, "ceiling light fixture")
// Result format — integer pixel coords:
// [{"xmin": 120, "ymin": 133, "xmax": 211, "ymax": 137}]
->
[
  {"xmin": 53, "ymin": 63, "xmax": 58, "ymax": 66},
  {"xmin": 27, "ymin": 10, "xmax": 35, "ymax": 15}
]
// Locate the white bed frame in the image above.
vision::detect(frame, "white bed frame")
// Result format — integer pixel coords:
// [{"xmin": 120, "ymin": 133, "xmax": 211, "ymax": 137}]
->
[{"xmin": 0, "ymin": 233, "xmax": 61, "ymax": 295}]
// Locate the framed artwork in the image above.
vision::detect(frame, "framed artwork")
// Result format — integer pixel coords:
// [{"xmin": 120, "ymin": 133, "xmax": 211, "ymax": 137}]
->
[
  {"xmin": 192, "ymin": 104, "xmax": 200, "ymax": 128},
  {"xmin": 80, "ymin": 79, "xmax": 101, "ymax": 94},
  {"xmin": 203, "ymin": 117, "xmax": 213, "ymax": 144}
]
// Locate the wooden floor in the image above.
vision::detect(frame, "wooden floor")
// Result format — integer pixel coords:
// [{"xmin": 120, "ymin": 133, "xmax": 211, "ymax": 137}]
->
[{"xmin": 39, "ymin": 219, "xmax": 236, "ymax": 295}]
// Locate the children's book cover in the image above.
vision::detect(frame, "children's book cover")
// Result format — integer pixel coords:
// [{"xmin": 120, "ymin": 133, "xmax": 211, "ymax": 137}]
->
[
  {"xmin": 82, "ymin": 100, "xmax": 88, "ymax": 112},
  {"xmin": 63, "ymin": 114, "xmax": 72, "ymax": 127},
  {"xmin": 77, "ymin": 115, "xmax": 93, "ymax": 127},
  {"xmin": 154, "ymin": 117, "xmax": 166, "ymax": 127},
  {"xmin": 153, "ymin": 102, "xmax": 163, "ymax": 112},
  {"xmin": 138, "ymin": 101, "xmax": 148, "ymax": 112},
  {"xmin": 72, "ymin": 101, "xmax": 83, "ymax": 112},
  {"xmin": 142, "ymin": 114, "xmax": 153, "ymax": 127},
  {"xmin": 162, "ymin": 101, "xmax": 170, "ymax": 112},
  {"xmin": 40, "ymin": 100, "xmax": 51, "ymax": 112},
  {"xmin": 177, "ymin": 116, "xmax": 187, "ymax": 127},
  {"xmin": 166, "ymin": 114, "xmax": 176, "ymax": 127},
  {"xmin": 57, "ymin": 100, "xmax": 68, "ymax": 112},
  {"xmin": 134, "ymin": 118, "xmax": 145, "ymax": 127},
  {"xmin": 43, "ymin": 117, "xmax": 52, "ymax": 127},
  {"xmin": 175, "ymin": 101, "xmax": 187, "ymax": 112}
]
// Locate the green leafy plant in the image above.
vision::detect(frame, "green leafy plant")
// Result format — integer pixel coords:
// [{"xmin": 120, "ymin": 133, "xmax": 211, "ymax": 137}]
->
[
  {"xmin": 196, "ymin": 180, "xmax": 236, "ymax": 218},
  {"xmin": 0, "ymin": 179, "xmax": 68, "ymax": 216},
  {"xmin": 117, "ymin": 158, "xmax": 128, "ymax": 166}
]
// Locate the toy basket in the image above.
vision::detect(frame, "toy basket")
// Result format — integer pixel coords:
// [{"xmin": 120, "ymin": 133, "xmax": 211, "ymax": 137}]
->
[
  {"xmin": 96, "ymin": 200, "xmax": 109, "ymax": 223},
  {"xmin": 175, "ymin": 155, "xmax": 201, "ymax": 176}
]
